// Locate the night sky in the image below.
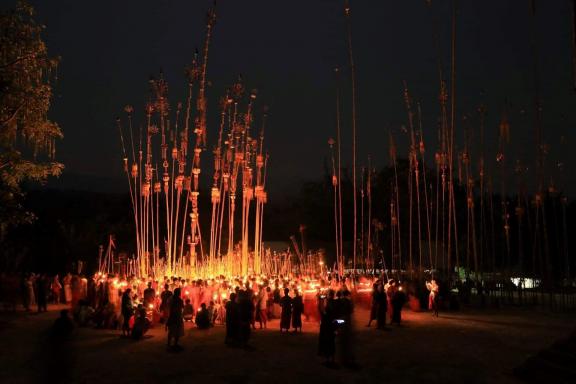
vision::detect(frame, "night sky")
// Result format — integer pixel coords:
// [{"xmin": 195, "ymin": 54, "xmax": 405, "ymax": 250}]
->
[{"xmin": 22, "ymin": 0, "xmax": 576, "ymax": 197}]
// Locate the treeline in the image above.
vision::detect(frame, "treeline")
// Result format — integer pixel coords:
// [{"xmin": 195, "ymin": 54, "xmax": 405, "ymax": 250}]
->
[
  {"xmin": 291, "ymin": 159, "xmax": 576, "ymax": 283},
  {"xmin": 1, "ymin": 160, "xmax": 575, "ymax": 281}
]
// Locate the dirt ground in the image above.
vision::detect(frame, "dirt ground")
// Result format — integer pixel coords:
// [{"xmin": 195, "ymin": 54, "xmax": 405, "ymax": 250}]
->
[{"xmin": 0, "ymin": 303, "xmax": 573, "ymax": 384}]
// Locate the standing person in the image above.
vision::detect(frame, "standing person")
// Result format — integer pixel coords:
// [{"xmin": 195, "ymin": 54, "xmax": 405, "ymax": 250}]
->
[
  {"xmin": 316, "ymin": 288, "xmax": 326, "ymax": 320},
  {"xmin": 279, "ymin": 288, "xmax": 292, "ymax": 333},
  {"xmin": 63, "ymin": 273, "xmax": 72, "ymax": 305},
  {"xmin": 36, "ymin": 274, "xmax": 48, "ymax": 312},
  {"xmin": 272, "ymin": 282, "xmax": 282, "ymax": 318},
  {"xmin": 237, "ymin": 287, "xmax": 254, "ymax": 347},
  {"xmin": 27, "ymin": 273, "xmax": 36, "ymax": 308},
  {"xmin": 338, "ymin": 290, "xmax": 357, "ymax": 369},
  {"xmin": 121, "ymin": 288, "xmax": 133, "ymax": 337},
  {"xmin": 251, "ymin": 288, "xmax": 258, "ymax": 330},
  {"xmin": 202, "ymin": 280, "xmax": 213, "ymax": 307},
  {"xmin": 291, "ymin": 289, "xmax": 303, "ymax": 333},
  {"xmin": 265, "ymin": 286, "xmax": 273, "ymax": 320},
  {"xmin": 143, "ymin": 282, "xmax": 155, "ymax": 309},
  {"xmin": 21, "ymin": 274, "xmax": 31, "ymax": 311},
  {"xmin": 51, "ymin": 275, "xmax": 62, "ymax": 304},
  {"xmin": 391, "ymin": 284, "xmax": 407, "ymax": 325},
  {"xmin": 46, "ymin": 309, "xmax": 75, "ymax": 383},
  {"xmin": 318, "ymin": 289, "xmax": 336, "ymax": 366},
  {"xmin": 166, "ymin": 288, "xmax": 184, "ymax": 350},
  {"xmin": 256, "ymin": 286, "xmax": 268, "ymax": 329},
  {"xmin": 376, "ymin": 283, "xmax": 388, "ymax": 330},
  {"xmin": 70, "ymin": 274, "xmax": 80, "ymax": 309},
  {"xmin": 214, "ymin": 298, "xmax": 226, "ymax": 325},
  {"xmin": 191, "ymin": 281, "xmax": 201, "ymax": 316},
  {"xmin": 243, "ymin": 282, "xmax": 256, "ymax": 331},
  {"xmin": 366, "ymin": 282, "xmax": 379, "ymax": 327},
  {"xmin": 426, "ymin": 279, "xmax": 439, "ymax": 317},
  {"xmin": 86, "ymin": 275, "xmax": 97, "ymax": 308},
  {"xmin": 225, "ymin": 293, "xmax": 239, "ymax": 346},
  {"xmin": 385, "ymin": 279, "xmax": 395, "ymax": 323},
  {"xmin": 159, "ymin": 284, "xmax": 172, "ymax": 324}
]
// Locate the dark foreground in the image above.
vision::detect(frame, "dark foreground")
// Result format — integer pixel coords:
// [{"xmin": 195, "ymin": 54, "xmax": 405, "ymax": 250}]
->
[{"xmin": 0, "ymin": 305, "xmax": 573, "ymax": 384}]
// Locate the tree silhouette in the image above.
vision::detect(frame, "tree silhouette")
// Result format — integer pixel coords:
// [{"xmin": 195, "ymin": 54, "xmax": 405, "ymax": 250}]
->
[{"xmin": 0, "ymin": 1, "xmax": 63, "ymax": 239}]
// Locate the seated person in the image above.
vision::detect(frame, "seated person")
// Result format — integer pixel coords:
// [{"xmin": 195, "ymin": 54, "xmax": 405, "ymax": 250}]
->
[
  {"xmin": 74, "ymin": 300, "xmax": 95, "ymax": 327},
  {"xmin": 183, "ymin": 299, "xmax": 194, "ymax": 322},
  {"xmin": 93, "ymin": 299, "xmax": 117, "ymax": 329},
  {"xmin": 51, "ymin": 309, "xmax": 74, "ymax": 339},
  {"xmin": 195, "ymin": 303, "xmax": 211, "ymax": 329},
  {"xmin": 131, "ymin": 304, "xmax": 150, "ymax": 340},
  {"xmin": 207, "ymin": 301, "xmax": 216, "ymax": 325}
]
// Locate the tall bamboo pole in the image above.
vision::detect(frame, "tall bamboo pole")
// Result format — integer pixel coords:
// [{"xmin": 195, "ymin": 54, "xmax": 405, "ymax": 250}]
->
[
  {"xmin": 478, "ymin": 105, "xmax": 486, "ymax": 279},
  {"xmin": 404, "ymin": 83, "xmax": 423, "ymax": 275},
  {"xmin": 335, "ymin": 68, "xmax": 344, "ymax": 276},
  {"xmin": 417, "ymin": 102, "xmax": 434, "ymax": 271},
  {"xmin": 389, "ymin": 131, "xmax": 402, "ymax": 276},
  {"xmin": 329, "ymin": 138, "xmax": 340, "ymax": 274},
  {"xmin": 360, "ymin": 167, "xmax": 365, "ymax": 271},
  {"xmin": 367, "ymin": 157, "xmax": 373, "ymax": 272},
  {"xmin": 344, "ymin": 1, "xmax": 358, "ymax": 277},
  {"xmin": 447, "ymin": 0, "xmax": 458, "ymax": 282},
  {"xmin": 253, "ymin": 110, "xmax": 267, "ymax": 274}
]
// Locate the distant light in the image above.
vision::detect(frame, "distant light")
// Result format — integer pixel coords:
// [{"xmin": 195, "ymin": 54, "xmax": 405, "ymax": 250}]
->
[{"xmin": 510, "ymin": 277, "xmax": 540, "ymax": 289}]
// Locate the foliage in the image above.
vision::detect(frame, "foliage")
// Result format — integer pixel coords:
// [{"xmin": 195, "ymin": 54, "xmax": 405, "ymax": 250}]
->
[
  {"xmin": 0, "ymin": 0, "xmax": 63, "ymax": 238},
  {"xmin": 0, "ymin": 190, "xmax": 134, "ymax": 273}
]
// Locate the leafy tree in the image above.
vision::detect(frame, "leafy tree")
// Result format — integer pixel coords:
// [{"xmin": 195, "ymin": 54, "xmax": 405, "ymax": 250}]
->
[{"xmin": 0, "ymin": 0, "xmax": 63, "ymax": 239}]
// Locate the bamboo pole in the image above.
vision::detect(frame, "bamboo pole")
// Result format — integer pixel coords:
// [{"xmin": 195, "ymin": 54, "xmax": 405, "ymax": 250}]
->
[
  {"xmin": 360, "ymin": 167, "xmax": 365, "ymax": 271},
  {"xmin": 447, "ymin": 0, "xmax": 458, "ymax": 283},
  {"xmin": 344, "ymin": 1, "xmax": 358, "ymax": 278},
  {"xmin": 403, "ymin": 83, "xmax": 423, "ymax": 276},
  {"xmin": 417, "ymin": 102, "xmax": 434, "ymax": 272},
  {"xmin": 478, "ymin": 105, "xmax": 486, "ymax": 280},
  {"xmin": 367, "ymin": 157, "xmax": 373, "ymax": 272},
  {"xmin": 389, "ymin": 131, "xmax": 402, "ymax": 278},
  {"xmin": 334, "ymin": 68, "xmax": 344, "ymax": 277}
]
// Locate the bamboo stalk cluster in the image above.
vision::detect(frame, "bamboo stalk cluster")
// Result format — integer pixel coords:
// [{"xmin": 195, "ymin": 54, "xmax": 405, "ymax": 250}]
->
[
  {"xmin": 327, "ymin": 0, "xmax": 572, "ymax": 289},
  {"xmin": 115, "ymin": 7, "xmax": 270, "ymax": 280}
]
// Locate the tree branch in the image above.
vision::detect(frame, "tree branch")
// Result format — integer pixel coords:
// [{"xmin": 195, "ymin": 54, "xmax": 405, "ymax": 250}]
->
[
  {"xmin": 0, "ymin": 103, "xmax": 23, "ymax": 126},
  {"xmin": 0, "ymin": 52, "xmax": 38, "ymax": 70}
]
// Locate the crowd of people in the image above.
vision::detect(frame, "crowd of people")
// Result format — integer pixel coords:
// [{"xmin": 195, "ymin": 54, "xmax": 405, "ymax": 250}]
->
[
  {"xmin": 0, "ymin": 272, "xmax": 81, "ymax": 312},
  {"xmin": 0, "ymin": 270, "xmax": 449, "ymax": 367},
  {"xmin": 365, "ymin": 278, "xmax": 409, "ymax": 329}
]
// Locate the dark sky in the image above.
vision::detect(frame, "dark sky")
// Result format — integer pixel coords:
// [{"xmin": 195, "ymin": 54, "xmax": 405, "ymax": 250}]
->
[{"xmin": 20, "ymin": 0, "xmax": 576, "ymax": 197}]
